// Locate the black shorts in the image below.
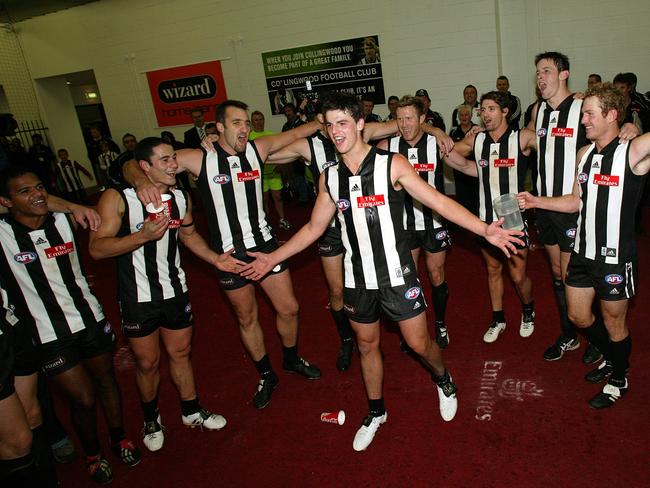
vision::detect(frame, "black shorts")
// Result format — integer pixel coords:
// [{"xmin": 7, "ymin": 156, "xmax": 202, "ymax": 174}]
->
[
  {"xmin": 318, "ymin": 226, "xmax": 344, "ymax": 257},
  {"xmin": 343, "ymin": 277, "xmax": 427, "ymax": 324},
  {"xmin": 406, "ymin": 227, "xmax": 451, "ymax": 254},
  {"xmin": 536, "ymin": 209, "xmax": 578, "ymax": 253},
  {"xmin": 566, "ymin": 254, "xmax": 638, "ymax": 301},
  {"xmin": 38, "ymin": 320, "xmax": 115, "ymax": 377},
  {"xmin": 217, "ymin": 239, "xmax": 289, "ymax": 291},
  {"xmin": 0, "ymin": 324, "xmax": 15, "ymax": 401},
  {"xmin": 120, "ymin": 293, "xmax": 193, "ymax": 338},
  {"xmin": 11, "ymin": 322, "xmax": 40, "ymax": 377},
  {"xmin": 477, "ymin": 217, "xmax": 530, "ymax": 251}
]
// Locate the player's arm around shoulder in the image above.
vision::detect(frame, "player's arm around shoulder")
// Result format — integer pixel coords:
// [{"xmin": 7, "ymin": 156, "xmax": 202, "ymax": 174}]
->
[{"xmin": 266, "ymin": 137, "xmax": 311, "ymax": 165}]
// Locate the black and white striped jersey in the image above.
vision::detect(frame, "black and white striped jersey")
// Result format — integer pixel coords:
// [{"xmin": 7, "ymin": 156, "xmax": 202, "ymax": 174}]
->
[
  {"xmin": 535, "ymin": 95, "xmax": 588, "ymax": 197},
  {"xmin": 574, "ymin": 139, "xmax": 645, "ymax": 263},
  {"xmin": 116, "ymin": 188, "xmax": 188, "ymax": 303},
  {"xmin": 196, "ymin": 142, "xmax": 274, "ymax": 254},
  {"xmin": 306, "ymin": 130, "xmax": 339, "ymax": 181},
  {"xmin": 324, "ymin": 147, "xmax": 415, "ymax": 289},
  {"xmin": 473, "ymin": 129, "xmax": 528, "ymax": 223},
  {"xmin": 0, "ymin": 213, "xmax": 104, "ymax": 345},
  {"xmin": 389, "ymin": 134, "xmax": 444, "ymax": 230},
  {"xmin": 56, "ymin": 161, "xmax": 84, "ymax": 192}
]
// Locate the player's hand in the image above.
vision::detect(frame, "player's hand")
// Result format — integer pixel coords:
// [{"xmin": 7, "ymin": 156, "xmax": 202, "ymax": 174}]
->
[
  {"xmin": 140, "ymin": 217, "xmax": 169, "ymax": 241},
  {"xmin": 239, "ymin": 251, "xmax": 276, "ymax": 280},
  {"xmin": 213, "ymin": 249, "xmax": 248, "ymax": 273},
  {"xmin": 436, "ymin": 132, "xmax": 455, "ymax": 157},
  {"xmin": 485, "ymin": 219, "xmax": 524, "ymax": 258},
  {"xmin": 517, "ymin": 191, "xmax": 537, "ymax": 210},
  {"xmin": 467, "ymin": 125, "xmax": 485, "ymax": 138},
  {"xmin": 201, "ymin": 134, "xmax": 218, "ymax": 152},
  {"xmin": 136, "ymin": 181, "xmax": 162, "ymax": 208},
  {"xmin": 618, "ymin": 122, "xmax": 640, "ymax": 142},
  {"xmin": 69, "ymin": 204, "xmax": 101, "ymax": 231}
]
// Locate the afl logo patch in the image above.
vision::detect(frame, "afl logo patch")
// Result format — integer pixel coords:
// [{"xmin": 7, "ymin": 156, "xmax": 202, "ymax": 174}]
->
[
  {"xmin": 605, "ymin": 274, "xmax": 623, "ymax": 285},
  {"xmin": 436, "ymin": 230, "xmax": 448, "ymax": 240},
  {"xmin": 103, "ymin": 322, "xmax": 113, "ymax": 334},
  {"xmin": 336, "ymin": 199, "xmax": 351, "ymax": 211},
  {"xmin": 14, "ymin": 252, "xmax": 38, "ymax": 264},
  {"xmin": 578, "ymin": 172, "xmax": 588, "ymax": 184},
  {"xmin": 213, "ymin": 174, "xmax": 231, "ymax": 185},
  {"xmin": 135, "ymin": 222, "xmax": 144, "ymax": 230},
  {"xmin": 565, "ymin": 228, "xmax": 576, "ymax": 238},
  {"xmin": 184, "ymin": 303, "xmax": 192, "ymax": 313},
  {"xmin": 478, "ymin": 159, "xmax": 488, "ymax": 168},
  {"xmin": 404, "ymin": 286, "xmax": 421, "ymax": 300},
  {"xmin": 537, "ymin": 128, "xmax": 547, "ymax": 137}
]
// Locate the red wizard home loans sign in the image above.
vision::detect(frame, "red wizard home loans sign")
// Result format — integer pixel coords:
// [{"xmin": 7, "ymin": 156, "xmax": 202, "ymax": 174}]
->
[{"xmin": 146, "ymin": 61, "xmax": 228, "ymax": 127}]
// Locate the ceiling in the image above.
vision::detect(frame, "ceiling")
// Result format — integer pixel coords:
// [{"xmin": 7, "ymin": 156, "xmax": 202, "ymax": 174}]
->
[{"xmin": 0, "ymin": 0, "xmax": 99, "ymax": 24}]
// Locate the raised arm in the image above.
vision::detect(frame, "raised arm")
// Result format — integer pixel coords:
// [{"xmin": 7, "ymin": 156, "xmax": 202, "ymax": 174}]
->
[
  {"xmin": 363, "ymin": 120, "xmax": 397, "ymax": 142},
  {"xmin": 266, "ymin": 137, "xmax": 311, "ymax": 165},
  {"xmin": 255, "ymin": 120, "xmax": 321, "ymax": 160},
  {"xmin": 393, "ymin": 154, "xmax": 522, "ymax": 256},
  {"xmin": 88, "ymin": 188, "xmax": 169, "ymax": 259},
  {"xmin": 526, "ymin": 101, "xmax": 539, "ymax": 130},
  {"xmin": 241, "ymin": 175, "xmax": 337, "ymax": 280}
]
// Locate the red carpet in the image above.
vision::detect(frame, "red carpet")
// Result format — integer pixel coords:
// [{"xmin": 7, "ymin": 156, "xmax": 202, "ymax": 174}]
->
[{"xmin": 56, "ymin": 202, "xmax": 650, "ymax": 487}]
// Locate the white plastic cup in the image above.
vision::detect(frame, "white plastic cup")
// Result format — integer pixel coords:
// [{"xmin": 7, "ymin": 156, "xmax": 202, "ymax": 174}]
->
[
  {"xmin": 493, "ymin": 193, "xmax": 524, "ymax": 230},
  {"xmin": 320, "ymin": 410, "xmax": 345, "ymax": 425},
  {"xmin": 145, "ymin": 194, "xmax": 172, "ymax": 220}
]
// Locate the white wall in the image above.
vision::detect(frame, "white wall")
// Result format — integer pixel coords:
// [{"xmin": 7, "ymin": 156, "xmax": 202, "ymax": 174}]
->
[{"xmin": 6, "ymin": 0, "xmax": 650, "ymax": 143}]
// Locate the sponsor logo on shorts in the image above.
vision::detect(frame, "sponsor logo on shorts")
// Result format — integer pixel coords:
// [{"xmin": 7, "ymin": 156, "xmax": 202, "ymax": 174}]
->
[
  {"xmin": 537, "ymin": 128, "xmax": 547, "ymax": 137},
  {"xmin": 413, "ymin": 301, "xmax": 422, "ymax": 310},
  {"xmin": 605, "ymin": 274, "xmax": 623, "ymax": 285},
  {"xmin": 122, "ymin": 321, "xmax": 141, "ymax": 332},
  {"xmin": 610, "ymin": 288, "xmax": 620, "ymax": 295},
  {"xmin": 135, "ymin": 221, "xmax": 144, "ymax": 230},
  {"xmin": 565, "ymin": 228, "xmax": 576, "ymax": 238},
  {"xmin": 184, "ymin": 303, "xmax": 192, "ymax": 313},
  {"xmin": 343, "ymin": 303, "xmax": 356, "ymax": 314},
  {"xmin": 404, "ymin": 286, "xmax": 421, "ymax": 300},
  {"xmin": 43, "ymin": 356, "xmax": 65, "ymax": 372},
  {"xmin": 578, "ymin": 172, "xmax": 588, "ymax": 184},
  {"xmin": 322, "ymin": 160, "xmax": 337, "ymax": 170},
  {"xmin": 551, "ymin": 127, "xmax": 574, "ymax": 137},
  {"xmin": 318, "ymin": 244, "xmax": 333, "ymax": 252},
  {"xmin": 213, "ymin": 174, "xmax": 231, "ymax": 184},
  {"xmin": 14, "ymin": 252, "xmax": 38, "ymax": 264},
  {"xmin": 45, "ymin": 242, "xmax": 74, "ymax": 259},
  {"xmin": 219, "ymin": 278, "xmax": 235, "ymax": 286},
  {"xmin": 478, "ymin": 159, "xmax": 488, "ymax": 168},
  {"xmin": 336, "ymin": 199, "xmax": 350, "ymax": 211},
  {"xmin": 436, "ymin": 230, "xmax": 448, "ymax": 240}
]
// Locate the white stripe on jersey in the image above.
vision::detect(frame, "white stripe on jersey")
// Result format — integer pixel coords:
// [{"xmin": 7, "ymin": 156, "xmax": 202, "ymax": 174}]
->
[
  {"xmin": 310, "ymin": 137, "xmax": 330, "ymax": 174},
  {"xmin": 126, "ymin": 198, "xmax": 152, "ymax": 302},
  {"xmin": 604, "ymin": 144, "xmax": 627, "ymax": 263}
]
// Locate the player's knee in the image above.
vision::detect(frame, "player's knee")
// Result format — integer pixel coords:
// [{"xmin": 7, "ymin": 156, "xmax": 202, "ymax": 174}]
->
[
  {"xmin": 405, "ymin": 335, "xmax": 428, "ymax": 356},
  {"xmin": 486, "ymin": 262, "xmax": 502, "ymax": 276},
  {"xmin": 567, "ymin": 310, "xmax": 590, "ymax": 328},
  {"xmin": 356, "ymin": 337, "xmax": 379, "ymax": 356},
  {"xmin": 429, "ymin": 269, "xmax": 444, "ymax": 286},
  {"xmin": 277, "ymin": 300, "xmax": 299, "ymax": 320},
  {"xmin": 168, "ymin": 341, "xmax": 191, "ymax": 362},
  {"xmin": 511, "ymin": 273, "xmax": 526, "ymax": 289},
  {"xmin": 135, "ymin": 354, "xmax": 160, "ymax": 375},
  {"xmin": 1, "ymin": 427, "xmax": 32, "ymax": 457}
]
